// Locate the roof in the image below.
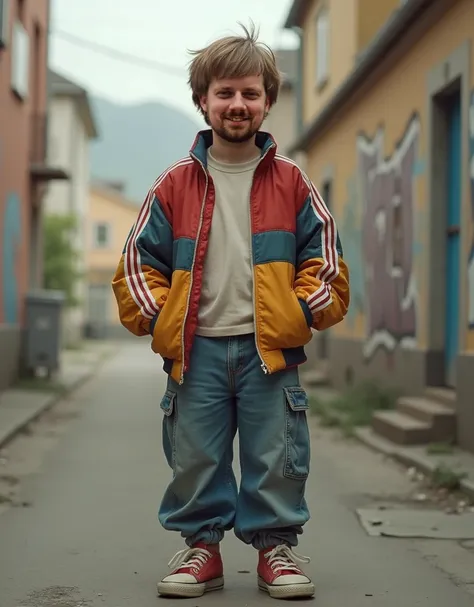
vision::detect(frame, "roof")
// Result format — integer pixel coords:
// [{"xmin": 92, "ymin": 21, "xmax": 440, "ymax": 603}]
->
[
  {"xmin": 284, "ymin": 0, "xmax": 308, "ymax": 29},
  {"xmin": 276, "ymin": 49, "xmax": 298, "ymax": 88},
  {"xmin": 90, "ymin": 180, "xmax": 141, "ymax": 211},
  {"xmin": 49, "ymin": 70, "xmax": 99, "ymax": 139},
  {"xmin": 287, "ymin": 0, "xmax": 439, "ymax": 152}
]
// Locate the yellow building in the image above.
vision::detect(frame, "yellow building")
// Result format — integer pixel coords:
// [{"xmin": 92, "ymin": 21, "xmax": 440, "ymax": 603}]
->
[
  {"xmin": 86, "ymin": 182, "xmax": 140, "ymax": 338},
  {"xmin": 285, "ymin": 0, "xmax": 474, "ymax": 452}
]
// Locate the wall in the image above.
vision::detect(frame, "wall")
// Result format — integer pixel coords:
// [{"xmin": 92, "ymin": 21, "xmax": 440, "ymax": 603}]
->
[
  {"xmin": 301, "ymin": 0, "xmax": 357, "ymax": 126},
  {"xmin": 305, "ymin": 0, "xmax": 474, "ymax": 394},
  {"xmin": 468, "ymin": 90, "xmax": 474, "ymax": 332},
  {"xmin": 44, "ymin": 95, "xmax": 91, "ymax": 345},
  {"xmin": 87, "ymin": 188, "xmax": 140, "ymax": 328},
  {"xmin": 45, "ymin": 97, "xmax": 74, "ymax": 213},
  {"xmin": 300, "ymin": 0, "xmax": 410, "ymax": 132},
  {"xmin": 356, "ymin": 0, "xmax": 400, "ymax": 53},
  {"xmin": 264, "ymin": 87, "xmax": 297, "ymax": 156},
  {"xmin": 0, "ymin": 0, "xmax": 50, "ymax": 390}
]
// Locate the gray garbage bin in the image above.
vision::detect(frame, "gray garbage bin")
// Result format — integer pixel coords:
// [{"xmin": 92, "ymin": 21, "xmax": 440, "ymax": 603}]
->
[{"xmin": 24, "ymin": 290, "xmax": 65, "ymax": 376}]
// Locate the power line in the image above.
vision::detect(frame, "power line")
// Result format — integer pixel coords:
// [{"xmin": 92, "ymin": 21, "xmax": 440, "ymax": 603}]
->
[{"xmin": 52, "ymin": 29, "xmax": 187, "ymax": 77}]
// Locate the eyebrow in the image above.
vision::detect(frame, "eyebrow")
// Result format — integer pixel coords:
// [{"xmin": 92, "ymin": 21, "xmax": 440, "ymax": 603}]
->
[{"xmin": 215, "ymin": 86, "xmax": 262, "ymax": 94}]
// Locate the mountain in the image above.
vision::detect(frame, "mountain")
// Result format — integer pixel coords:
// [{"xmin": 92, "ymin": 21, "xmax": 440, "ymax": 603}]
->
[{"xmin": 89, "ymin": 96, "xmax": 203, "ymax": 203}]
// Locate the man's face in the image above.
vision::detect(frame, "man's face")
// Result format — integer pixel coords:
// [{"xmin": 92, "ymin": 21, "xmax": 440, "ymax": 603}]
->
[{"xmin": 200, "ymin": 75, "xmax": 269, "ymax": 144}]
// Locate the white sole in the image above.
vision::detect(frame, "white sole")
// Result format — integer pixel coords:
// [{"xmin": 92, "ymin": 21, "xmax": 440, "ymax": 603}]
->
[
  {"xmin": 258, "ymin": 576, "xmax": 315, "ymax": 599},
  {"xmin": 157, "ymin": 576, "xmax": 224, "ymax": 598}
]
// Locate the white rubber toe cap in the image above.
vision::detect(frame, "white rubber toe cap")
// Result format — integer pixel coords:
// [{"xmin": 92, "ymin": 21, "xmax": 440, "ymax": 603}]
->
[
  {"xmin": 162, "ymin": 572, "xmax": 197, "ymax": 584},
  {"xmin": 273, "ymin": 573, "xmax": 311, "ymax": 585}
]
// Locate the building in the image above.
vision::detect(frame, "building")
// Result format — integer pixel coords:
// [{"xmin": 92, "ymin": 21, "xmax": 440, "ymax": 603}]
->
[
  {"xmin": 86, "ymin": 182, "xmax": 140, "ymax": 339},
  {"xmin": 263, "ymin": 48, "xmax": 322, "ymax": 372},
  {"xmin": 264, "ymin": 49, "xmax": 298, "ymax": 157},
  {"xmin": 43, "ymin": 70, "xmax": 99, "ymax": 346},
  {"xmin": 0, "ymin": 0, "xmax": 67, "ymax": 392},
  {"xmin": 285, "ymin": 0, "xmax": 474, "ymax": 452}
]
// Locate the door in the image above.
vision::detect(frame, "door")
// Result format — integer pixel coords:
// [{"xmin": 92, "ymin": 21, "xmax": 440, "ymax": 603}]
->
[{"xmin": 444, "ymin": 91, "xmax": 462, "ymax": 387}]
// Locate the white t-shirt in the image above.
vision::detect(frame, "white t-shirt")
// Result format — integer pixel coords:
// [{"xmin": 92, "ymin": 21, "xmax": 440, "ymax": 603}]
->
[{"xmin": 195, "ymin": 150, "xmax": 260, "ymax": 337}]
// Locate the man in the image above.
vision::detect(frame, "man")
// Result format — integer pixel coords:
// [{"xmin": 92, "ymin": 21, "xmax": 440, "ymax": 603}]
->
[{"xmin": 112, "ymin": 23, "xmax": 350, "ymax": 601}]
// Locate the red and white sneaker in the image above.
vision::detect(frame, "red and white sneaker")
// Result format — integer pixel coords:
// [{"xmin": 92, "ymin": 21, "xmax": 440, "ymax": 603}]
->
[
  {"xmin": 157, "ymin": 542, "xmax": 224, "ymax": 598},
  {"xmin": 258, "ymin": 545, "xmax": 315, "ymax": 599}
]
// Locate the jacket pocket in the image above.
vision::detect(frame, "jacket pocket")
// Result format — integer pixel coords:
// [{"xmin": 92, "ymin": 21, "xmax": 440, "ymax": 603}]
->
[
  {"xmin": 298, "ymin": 298, "xmax": 313, "ymax": 328},
  {"xmin": 283, "ymin": 387, "xmax": 310, "ymax": 480},
  {"xmin": 160, "ymin": 389, "xmax": 178, "ymax": 473},
  {"xmin": 152, "ymin": 278, "xmax": 187, "ymax": 361},
  {"xmin": 288, "ymin": 290, "xmax": 313, "ymax": 344}
]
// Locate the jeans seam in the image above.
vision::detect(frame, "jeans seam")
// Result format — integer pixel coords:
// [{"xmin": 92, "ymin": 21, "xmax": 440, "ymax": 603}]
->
[
  {"xmin": 236, "ymin": 337, "xmax": 244, "ymax": 374},
  {"xmin": 171, "ymin": 412, "xmax": 178, "ymax": 475},
  {"xmin": 227, "ymin": 338, "xmax": 235, "ymax": 392},
  {"xmin": 224, "ymin": 428, "xmax": 234, "ymax": 495}
]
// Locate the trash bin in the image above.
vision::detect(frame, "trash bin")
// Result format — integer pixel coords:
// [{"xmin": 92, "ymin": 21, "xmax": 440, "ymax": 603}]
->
[{"xmin": 24, "ymin": 290, "xmax": 65, "ymax": 376}]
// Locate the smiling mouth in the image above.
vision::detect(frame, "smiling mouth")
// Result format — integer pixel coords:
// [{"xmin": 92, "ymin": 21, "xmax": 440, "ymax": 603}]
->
[{"xmin": 225, "ymin": 116, "xmax": 249, "ymax": 123}]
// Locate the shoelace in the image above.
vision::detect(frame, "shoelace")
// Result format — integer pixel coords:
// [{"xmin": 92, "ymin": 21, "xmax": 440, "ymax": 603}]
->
[
  {"xmin": 265, "ymin": 545, "xmax": 310, "ymax": 574},
  {"xmin": 168, "ymin": 547, "xmax": 212, "ymax": 572}
]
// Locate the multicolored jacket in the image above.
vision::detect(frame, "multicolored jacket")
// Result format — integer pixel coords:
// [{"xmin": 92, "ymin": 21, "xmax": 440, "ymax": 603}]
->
[{"xmin": 112, "ymin": 130, "xmax": 350, "ymax": 384}]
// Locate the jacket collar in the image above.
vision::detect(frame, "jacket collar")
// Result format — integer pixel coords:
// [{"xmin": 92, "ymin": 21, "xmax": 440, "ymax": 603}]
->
[{"xmin": 189, "ymin": 129, "xmax": 277, "ymax": 169}]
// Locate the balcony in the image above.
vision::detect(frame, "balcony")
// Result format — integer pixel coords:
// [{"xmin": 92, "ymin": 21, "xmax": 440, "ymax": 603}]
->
[{"xmin": 30, "ymin": 113, "xmax": 69, "ymax": 182}]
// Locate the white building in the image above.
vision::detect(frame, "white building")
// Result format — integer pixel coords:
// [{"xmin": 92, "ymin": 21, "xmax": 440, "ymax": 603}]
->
[{"xmin": 43, "ymin": 70, "xmax": 99, "ymax": 346}]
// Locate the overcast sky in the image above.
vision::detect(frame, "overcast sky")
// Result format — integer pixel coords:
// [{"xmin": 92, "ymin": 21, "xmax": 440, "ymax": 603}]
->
[{"xmin": 49, "ymin": 0, "xmax": 298, "ymax": 121}]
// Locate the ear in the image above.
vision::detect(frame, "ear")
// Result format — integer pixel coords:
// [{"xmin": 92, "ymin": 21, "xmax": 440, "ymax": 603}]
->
[{"xmin": 200, "ymin": 96, "xmax": 208, "ymax": 114}]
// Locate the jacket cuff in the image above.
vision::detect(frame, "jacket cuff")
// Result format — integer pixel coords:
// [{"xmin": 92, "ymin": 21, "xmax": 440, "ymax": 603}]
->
[
  {"xmin": 298, "ymin": 298, "xmax": 313, "ymax": 328},
  {"xmin": 149, "ymin": 311, "xmax": 160, "ymax": 335}
]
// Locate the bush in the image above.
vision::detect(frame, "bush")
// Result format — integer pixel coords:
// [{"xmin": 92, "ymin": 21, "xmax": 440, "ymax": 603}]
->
[
  {"xmin": 309, "ymin": 380, "xmax": 399, "ymax": 435},
  {"xmin": 43, "ymin": 214, "xmax": 82, "ymax": 307}
]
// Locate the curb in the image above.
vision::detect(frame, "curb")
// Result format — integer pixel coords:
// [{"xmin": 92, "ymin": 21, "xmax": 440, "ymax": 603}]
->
[
  {"xmin": 0, "ymin": 369, "xmax": 95, "ymax": 451},
  {"xmin": 354, "ymin": 426, "xmax": 474, "ymax": 501}
]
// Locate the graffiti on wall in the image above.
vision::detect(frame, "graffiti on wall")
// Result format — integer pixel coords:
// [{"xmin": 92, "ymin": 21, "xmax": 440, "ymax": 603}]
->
[
  {"xmin": 468, "ymin": 91, "xmax": 474, "ymax": 328},
  {"xmin": 357, "ymin": 115, "xmax": 420, "ymax": 359},
  {"xmin": 340, "ymin": 175, "xmax": 364, "ymax": 327},
  {"xmin": 2, "ymin": 193, "xmax": 21, "ymax": 324}
]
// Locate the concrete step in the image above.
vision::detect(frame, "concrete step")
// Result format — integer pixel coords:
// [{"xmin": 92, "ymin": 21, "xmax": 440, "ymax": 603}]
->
[
  {"xmin": 425, "ymin": 387, "xmax": 456, "ymax": 409},
  {"xmin": 397, "ymin": 397, "xmax": 456, "ymax": 443},
  {"xmin": 300, "ymin": 369, "xmax": 329, "ymax": 387},
  {"xmin": 372, "ymin": 410, "xmax": 432, "ymax": 445}
]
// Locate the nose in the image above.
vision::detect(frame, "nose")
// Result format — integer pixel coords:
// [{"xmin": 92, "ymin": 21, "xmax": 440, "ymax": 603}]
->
[{"xmin": 229, "ymin": 92, "xmax": 246, "ymax": 110}]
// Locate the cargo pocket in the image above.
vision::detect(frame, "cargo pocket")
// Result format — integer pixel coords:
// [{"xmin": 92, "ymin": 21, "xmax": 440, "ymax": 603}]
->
[
  {"xmin": 283, "ymin": 386, "xmax": 310, "ymax": 480},
  {"xmin": 160, "ymin": 389, "xmax": 178, "ymax": 474}
]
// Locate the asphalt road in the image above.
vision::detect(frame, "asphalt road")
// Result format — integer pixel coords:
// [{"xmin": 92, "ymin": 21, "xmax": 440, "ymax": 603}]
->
[{"xmin": 0, "ymin": 341, "xmax": 473, "ymax": 606}]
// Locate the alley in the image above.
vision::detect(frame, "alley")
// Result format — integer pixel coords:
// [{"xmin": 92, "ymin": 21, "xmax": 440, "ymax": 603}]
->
[{"xmin": 0, "ymin": 342, "xmax": 474, "ymax": 606}]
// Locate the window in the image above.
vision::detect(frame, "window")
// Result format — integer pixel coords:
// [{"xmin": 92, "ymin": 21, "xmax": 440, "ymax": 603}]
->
[
  {"xmin": 94, "ymin": 222, "xmax": 111, "ymax": 248},
  {"xmin": 315, "ymin": 8, "xmax": 329, "ymax": 87},
  {"xmin": 322, "ymin": 179, "xmax": 332, "ymax": 212},
  {"xmin": 11, "ymin": 18, "xmax": 29, "ymax": 98}
]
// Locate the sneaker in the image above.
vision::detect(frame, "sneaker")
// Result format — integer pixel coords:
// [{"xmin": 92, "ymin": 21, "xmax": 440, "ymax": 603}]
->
[
  {"xmin": 257, "ymin": 545, "xmax": 315, "ymax": 599},
  {"xmin": 157, "ymin": 542, "xmax": 224, "ymax": 598}
]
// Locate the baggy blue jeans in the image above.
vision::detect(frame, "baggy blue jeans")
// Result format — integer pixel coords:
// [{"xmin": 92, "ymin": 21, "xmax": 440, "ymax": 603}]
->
[{"xmin": 158, "ymin": 334, "xmax": 311, "ymax": 551}]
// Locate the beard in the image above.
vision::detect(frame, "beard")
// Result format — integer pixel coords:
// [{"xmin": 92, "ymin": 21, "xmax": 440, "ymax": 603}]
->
[{"xmin": 210, "ymin": 112, "xmax": 264, "ymax": 143}]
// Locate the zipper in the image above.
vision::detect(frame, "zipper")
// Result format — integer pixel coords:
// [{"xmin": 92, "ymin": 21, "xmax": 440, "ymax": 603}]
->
[
  {"xmin": 179, "ymin": 153, "xmax": 209, "ymax": 385},
  {"xmin": 180, "ymin": 142, "xmax": 275, "ymax": 381},
  {"xmin": 248, "ymin": 143, "xmax": 275, "ymax": 375}
]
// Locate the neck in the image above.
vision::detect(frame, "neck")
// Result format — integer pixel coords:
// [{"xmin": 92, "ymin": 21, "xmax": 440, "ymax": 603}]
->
[{"xmin": 210, "ymin": 132, "xmax": 260, "ymax": 164}]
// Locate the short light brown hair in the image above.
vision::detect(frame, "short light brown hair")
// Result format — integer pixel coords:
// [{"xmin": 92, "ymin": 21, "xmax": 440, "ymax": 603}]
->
[{"xmin": 188, "ymin": 22, "xmax": 281, "ymax": 119}]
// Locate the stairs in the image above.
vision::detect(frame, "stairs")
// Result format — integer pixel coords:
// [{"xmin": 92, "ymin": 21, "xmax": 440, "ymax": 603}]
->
[{"xmin": 372, "ymin": 388, "xmax": 456, "ymax": 445}]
